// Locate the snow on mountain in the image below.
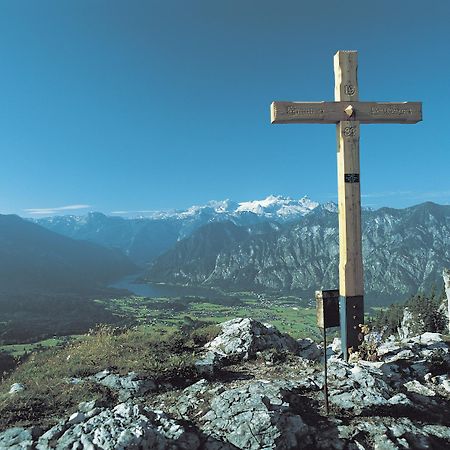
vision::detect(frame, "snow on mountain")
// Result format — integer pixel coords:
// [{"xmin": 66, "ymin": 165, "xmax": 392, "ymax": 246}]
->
[
  {"xmin": 137, "ymin": 195, "xmax": 319, "ymax": 221},
  {"xmin": 322, "ymin": 201, "xmax": 338, "ymax": 213},
  {"xmin": 236, "ymin": 195, "xmax": 319, "ymax": 217},
  {"xmin": 175, "ymin": 200, "xmax": 238, "ymax": 218},
  {"xmin": 29, "ymin": 197, "xmax": 365, "ymax": 223},
  {"xmin": 207, "ymin": 199, "xmax": 240, "ymax": 213}
]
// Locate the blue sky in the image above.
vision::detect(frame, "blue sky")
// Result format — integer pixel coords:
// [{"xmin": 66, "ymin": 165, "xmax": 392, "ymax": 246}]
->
[{"xmin": 0, "ymin": 0, "xmax": 449, "ymax": 217}]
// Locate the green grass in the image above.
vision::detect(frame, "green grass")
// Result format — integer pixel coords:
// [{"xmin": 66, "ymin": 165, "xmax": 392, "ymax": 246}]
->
[
  {"xmin": 0, "ymin": 336, "xmax": 84, "ymax": 358},
  {"xmin": 0, "ymin": 323, "xmax": 219, "ymax": 431},
  {"xmin": 95, "ymin": 294, "xmax": 321, "ymax": 340}
]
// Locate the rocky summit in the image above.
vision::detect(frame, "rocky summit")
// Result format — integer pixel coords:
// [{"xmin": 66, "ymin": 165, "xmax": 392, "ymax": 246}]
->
[{"xmin": 1, "ymin": 318, "xmax": 449, "ymax": 449}]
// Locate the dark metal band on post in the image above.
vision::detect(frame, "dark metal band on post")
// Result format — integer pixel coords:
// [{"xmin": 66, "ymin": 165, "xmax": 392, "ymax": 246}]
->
[{"xmin": 339, "ymin": 295, "xmax": 364, "ymax": 361}]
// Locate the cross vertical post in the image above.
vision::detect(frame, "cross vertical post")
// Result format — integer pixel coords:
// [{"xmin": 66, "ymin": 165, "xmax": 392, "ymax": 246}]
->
[{"xmin": 334, "ymin": 51, "xmax": 364, "ymax": 360}]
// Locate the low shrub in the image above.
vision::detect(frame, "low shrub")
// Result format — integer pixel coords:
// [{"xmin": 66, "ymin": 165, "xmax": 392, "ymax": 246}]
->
[
  {"xmin": 370, "ymin": 286, "xmax": 447, "ymax": 338},
  {"xmin": 0, "ymin": 352, "xmax": 17, "ymax": 379},
  {"xmin": 189, "ymin": 324, "xmax": 221, "ymax": 347}
]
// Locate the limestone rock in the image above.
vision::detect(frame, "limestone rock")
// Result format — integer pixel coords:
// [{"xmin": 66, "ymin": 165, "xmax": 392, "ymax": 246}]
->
[
  {"xmin": 200, "ymin": 380, "xmax": 317, "ymax": 450},
  {"xmin": 204, "ymin": 318, "xmax": 299, "ymax": 363},
  {"xmin": 406, "ymin": 332, "xmax": 445, "ymax": 346},
  {"xmin": 433, "ymin": 375, "xmax": 450, "ymax": 394},
  {"xmin": 172, "ymin": 379, "xmax": 225, "ymax": 420},
  {"xmin": 8, "ymin": 383, "xmax": 25, "ymax": 394},
  {"xmin": 78, "ymin": 399, "xmax": 99, "ymax": 414},
  {"xmin": 339, "ymin": 417, "xmax": 450, "ymax": 450},
  {"xmin": 376, "ymin": 337, "xmax": 402, "ymax": 358},
  {"xmin": 67, "ymin": 411, "xmax": 86, "ymax": 425},
  {"xmin": 89, "ymin": 370, "xmax": 156, "ymax": 401},
  {"xmin": 0, "ymin": 427, "xmax": 41, "ymax": 450},
  {"xmin": 404, "ymin": 380, "xmax": 436, "ymax": 396},
  {"xmin": 195, "ymin": 351, "xmax": 222, "ymax": 377},
  {"xmin": 331, "ymin": 337, "xmax": 342, "ymax": 354},
  {"xmin": 35, "ymin": 403, "xmax": 200, "ymax": 450},
  {"xmin": 327, "ymin": 360, "xmax": 405, "ymax": 413}
]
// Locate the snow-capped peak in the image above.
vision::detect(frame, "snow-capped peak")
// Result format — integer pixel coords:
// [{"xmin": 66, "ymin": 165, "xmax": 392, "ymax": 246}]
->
[
  {"xmin": 175, "ymin": 199, "xmax": 239, "ymax": 218},
  {"xmin": 115, "ymin": 195, "xmax": 320, "ymax": 221},
  {"xmin": 236, "ymin": 195, "xmax": 319, "ymax": 218},
  {"xmin": 206, "ymin": 199, "xmax": 239, "ymax": 213}
]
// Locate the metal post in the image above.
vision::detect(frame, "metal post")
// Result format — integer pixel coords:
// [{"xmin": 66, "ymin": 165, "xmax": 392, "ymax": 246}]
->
[{"xmin": 323, "ymin": 326, "xmax": 329, "ymax": 416}]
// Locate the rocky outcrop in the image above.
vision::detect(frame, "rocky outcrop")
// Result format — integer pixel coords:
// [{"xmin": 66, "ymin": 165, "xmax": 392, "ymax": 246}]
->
[
  {"xmin": 200, "ymin": 380, "xmax": 317, "ymax": 449},
  {"xmin": 173, "ymin": 330, "xmax": 450, "ymax": 449},
  {"xmin": 204, "ymin": 318, "xmax": 301, "ymax": 360},
  {"xmin": 67, "ymin": 370, "xmax": 158, "ymax": 402},
  {"xmin": 36, "ymin": 402, "xmax": 201, "ymax": 450},
  {"xmin": 89, "ymin": 370, "xmax": 157, "ymax": 401},
  {"xmin": 0, "ymin": 427, "xmax": 41, "ymax": 450},
  {"xmin": 195, "ymin": 318, "xmax": 320, "ymax": 374},
  {"xmin": 1, "ymin": 321, "xmax": 449, "ymax": 449}
]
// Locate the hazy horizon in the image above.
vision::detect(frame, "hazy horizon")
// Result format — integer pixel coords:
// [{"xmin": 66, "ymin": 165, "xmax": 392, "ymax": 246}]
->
[{"xmin": 11, "ymin": 193, "xmax": 450, "ymax": 219}]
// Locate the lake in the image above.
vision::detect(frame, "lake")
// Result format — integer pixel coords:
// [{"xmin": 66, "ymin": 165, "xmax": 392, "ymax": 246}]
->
[{"xmin": 109, "ymin": 274, "xmax": 224, "ymax": 299}]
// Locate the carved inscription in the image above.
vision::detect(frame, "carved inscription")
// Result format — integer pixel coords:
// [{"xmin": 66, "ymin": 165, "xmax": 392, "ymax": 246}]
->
[
  {"xmin": 371, "ymin": 106, "xmax": 413, "ymax": 116},
  {"xmin": 344, "ymin": 84, "xmax": 356, "ymax": 96},
  {"xmin": 286, "ymin": 106, "xmax": 325, "ymax": 116},
  {"xmin": 343, "ymin": 126, "xmax": 357, "ymax": 137}
]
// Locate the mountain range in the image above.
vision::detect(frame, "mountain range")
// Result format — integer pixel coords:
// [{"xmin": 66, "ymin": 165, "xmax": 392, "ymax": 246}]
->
[
  {"xmin": 22, "ymin": 196, "xmax": 450, "ymax": 305},
  {"xmin": 34, "ymin": 195, "xmax": 321, "ymax": 264},
  {"xmin": 145, "ymin": 201, "xmax": 450, "ymax": 305}
]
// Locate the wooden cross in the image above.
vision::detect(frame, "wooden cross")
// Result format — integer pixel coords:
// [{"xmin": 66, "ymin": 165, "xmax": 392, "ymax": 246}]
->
[{"xmin": 271, "ymin": 51, "xmax": 422, "ymax": 360}]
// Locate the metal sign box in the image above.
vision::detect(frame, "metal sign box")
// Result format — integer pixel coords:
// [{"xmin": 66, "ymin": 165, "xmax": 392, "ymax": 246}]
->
[{"xmin": 316, "ymin": 289, "xmax": 340, "ymax": 329}]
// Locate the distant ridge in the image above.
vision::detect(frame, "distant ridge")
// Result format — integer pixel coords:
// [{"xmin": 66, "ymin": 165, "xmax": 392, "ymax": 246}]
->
[{"xmin": 0, "ymin": 214, "xmax": 136, "ymax": 293}]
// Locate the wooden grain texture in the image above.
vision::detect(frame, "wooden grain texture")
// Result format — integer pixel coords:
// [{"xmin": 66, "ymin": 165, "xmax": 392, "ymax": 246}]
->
[
  {"xmin": 271, "ymin": 101, "xmax": 422, "ymax": 124},
  {"xmin": 336, "ymin": 121, "xmax": 363, "ymax": 297},
  {"xmin": 334, "ymin": 51, "xmax": 364, "ymax": 298},
  {"xmin": 334, "ymin": 50, "xmax": 359, "ymax": 102}
]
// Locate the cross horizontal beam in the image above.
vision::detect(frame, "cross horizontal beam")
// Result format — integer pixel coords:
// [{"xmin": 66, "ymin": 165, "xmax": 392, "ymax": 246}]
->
[{"xmin": 271, "ymin": 101, "xmax": 422, "ymax": 124}]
